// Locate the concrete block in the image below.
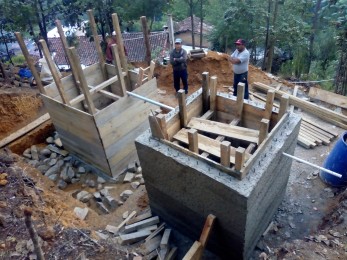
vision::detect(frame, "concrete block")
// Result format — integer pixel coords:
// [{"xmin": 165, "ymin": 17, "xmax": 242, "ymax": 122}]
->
[
  {"xmin": 124, "ymin": 216, "xmax": 160, "ymax": 234},
  {"xmin": 118, "ymin": 230, "xmax": 152, "ymax": 245}
]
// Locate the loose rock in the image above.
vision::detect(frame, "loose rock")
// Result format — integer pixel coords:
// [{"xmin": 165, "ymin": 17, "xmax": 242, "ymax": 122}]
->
[
  {"xmin": 97, "ymin": 176, "xmax": 106, "ymax": 184},
  {"xmin": 76, "ymin": 191, "xmax": 92, "ymax": 203},
  {"xmin": 74, "ymin": 207, "xmax": 88, "ymax": 220},
  {"xmin": 123, "ymin": 172, "xmax": 135, "ymax": 183},
  {"xmin": 30, "ymin": 145, "xmax": 39, "ymax": 161},
  {"xmin": 46, "ymin": 137, "xmax": 54, "ymax": 144},
  {"xmin": 57, "ymin": 180, "xmax": 67, "ymax": 190},
  {"xmin": 131, "ymin": 181, "xmax": 140, "ymax": 189},
  {"xmin": 120, "ymin": 190, "xmax": 133, "ymax": 201}
]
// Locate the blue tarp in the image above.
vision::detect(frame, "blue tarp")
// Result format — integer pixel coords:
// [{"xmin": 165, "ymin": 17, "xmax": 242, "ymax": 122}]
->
[{"xmin": 18, "ymin": 68, "xmax": 32, "ymax": 78}]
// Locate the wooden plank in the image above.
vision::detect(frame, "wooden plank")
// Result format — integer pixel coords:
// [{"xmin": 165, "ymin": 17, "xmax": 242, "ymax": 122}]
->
[
  {"xmin": 14, "ymin": 32, "xmax": 44, "ymax": 94},
  {"xmin": 297, "ymin": 135, "xmax": 315, "ymax": 148},
  {"xmin": 136, "ymin": 67, "xmax": 145, "ymax": 88},
  {"xmin": 188, "ymin": 129, "xmax": 199, "ymax": 153},
  {"xmin": 301, "ymin": 121, "xmax": 334, "ymax": 139},
  {"xmin": 300, "ymin": 124, "xmax": 332, "ymax": 142},
  {"xmin": 149, "ymin": 114, "xmax": 165, "ymax": 139},
  {"xmin": 264, "ymin": 89, "xmax": 275, "ymax": 120},
  {"xmin": 160, "ymin": 229, "xmax": 172, "ymax": 249},
  {"xmin": 165, "ymin": 247, "xmax": 178, "ymax": 260},
  {"xmin": 300, "ymin": 127, "xmax": 330, "ymax": 145},
  {"xmin": 145, "ymin": 223, "xmax": 165, "ymax": 242},
  {"xmin": 68, "ymin": 47, "xmax": 96, "ymax": 114},
  {"xmin": 300, "ymin": 131, "xmax": 322, "ymax": 145},
  {"xmin": 235, "ymin": 147, "xmax": 246, "ymax": 172},
  {"xmin": 236, "ymin": 82, "xmax": 245, "ymax": 120},
  {"xmin": 173, "ymin": 129, "xmax": 250, "ymax": 164},
  {"xmin": 202, "ymin": 72, "xmax": 209, "ymax": 112},
  {"xmin": 111, "ymin": 44, "xmax": 127, "ymax": 95},
  {"xmin": 87, "ymin": 9, "xmax": 107, "ymax": 80},
  {"xmin": 0, "ymin": 113, "xmax": 50, "ymax": 148},
  {"xmin": 188, "ymin": 117, "xmax": 259, "ymax": 144},
  {"xmin": 253, "ymin": 82, "xmax": 347, "ymax": 129},
  {"xmin": 289, "ymin": 85, "xmax": 299, "ymax": 113},
  {"xmin": 302, "ymin": 117, "xmax": 339, "ymax": 137},
  {"xmin": 126, "ymin": 210, "xmax": 152, "ymax": 225},
  {"xmin": 124, "ymin": 216, "xmax": 160, "ymax": 234},
  {"xmin": 209, "ymin": 76, "xmax": 217, "ymax": 116},
  {"xmin": 39, "ymin": 39, "xmax": 70, "ymax": 105},
  {"xmin": 119, "ymin": 230, "xmax": 152, "ymax": 245},
  {"xmin": 199, "ymin": 214, "xmax": 216, "ymax": 247},
  {"xmin": 183, "ymin": 241, "xmax": 203, "ymax": 260},
  {"xmin": 178, "ymin": 90, "xmax": 188, "ymax": 127},
  {"xmin": 309, "ymin": 86, "xmax": 347, "ymax": 109},
  {"xmin": 220, "ymin": 141, "xmax": 231, "ymax": 167},
  {"xmin": 259, "ymin": 119, "xmax": 270, "ymax": 144},
  {"xmin": 148, "ymin": 60, "xmax": 155, "ymax": 80},
  {"xmin": 278, "ymin": 94, "xmax": 289, "ymax": 121},
  {"xmin": 200, "ymin": 110, "xmax": 214, "ymax": 120}
]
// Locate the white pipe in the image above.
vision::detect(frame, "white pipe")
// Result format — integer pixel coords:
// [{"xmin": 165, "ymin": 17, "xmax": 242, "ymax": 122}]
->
[
  {"xmin": 283, "ymin": 152, "xmax": 342, "ymax": 178},
  {"xmin": 126, "ymin": 91, "xmax": 174, "ymax": 111}
]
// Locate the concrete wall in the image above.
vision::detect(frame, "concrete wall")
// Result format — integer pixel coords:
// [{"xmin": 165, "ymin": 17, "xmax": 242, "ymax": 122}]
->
[{"xmin": 135, "ymin": 113, "xmax": 301, "ymax": 259}]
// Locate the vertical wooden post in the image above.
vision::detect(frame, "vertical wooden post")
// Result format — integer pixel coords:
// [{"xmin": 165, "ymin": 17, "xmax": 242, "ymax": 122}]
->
[
  {"xmin": 236, "ymin": 82, "xmax": 245, "ymax": 119},
  {"xmin": 111, "ymin": 13, "xmax": 128, "ymax": 70},
  {"xmin": 87, "ymin": 9, "xmax": 107, "ymax": 80},
  {"xmin": 290, "ymin": 85, "xmax": 299, "ymax": 113},
  {"xmin": 39, "ymin": 39, "xmax": 70, "ymax": 105},
  {"xmin": 202, "ymin": 72, "xmax": 209, "ymax": 113},
  {"xmin": 178, "ymin": 89, "xmax": 188, "ymax": 127},
  {"xmin": 220, "ymin": 141, "xmax": 231, "ymax": 167},
  {"xmin": 156, "ymin": 114, "xmax": 168, "ymax": 140},
  {"xmin": 264, "ymin": 89, "xmax": 275, "ymax": 120},
  {"xmin": 148, "ymin": 60, "xmax": 155, "ymax": 80},
  {"xmin": 259, "ymin": 118, "xmax": 270, "ymax": 144},
  {"xmin": 136, "ymin": 67, "xmax": 145, "ymax": 88},
  {"xmin": 235, "ymin": 147, "xmax": 246, "ymax": 172},
  {"xmin": 141, "ymin": 16, "xmax": 151, "ymax": 66},
  {"xmin": 209, "ymin": 76, "xmax": 217, "ymax": 115},
  {"xmin": 111, "ymin": 44, "xmax": 126, "ymax": 96},
  {"xmin": 278, "ymin": 94, "xmax": 289, "ymax": 121},
  {"xmin": 68, "ymin": 47, "xmax": 96, "ymax": 114},
  {"xmin": 188, "ymin": 129, "xmax": 199, "ymax": 153},
  {"xmin": 167, "ymin": 14, "xmax": 175, "ymax": 50},
  {"xmin": 15, "ymin": 32, "xmax": 45, "ymax": 94}
]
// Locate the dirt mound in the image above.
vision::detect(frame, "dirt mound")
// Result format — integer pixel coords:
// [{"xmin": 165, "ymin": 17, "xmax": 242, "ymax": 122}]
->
[{"xmin": 0, "ymin": 89, "xmax": 44, "ymax": 140}]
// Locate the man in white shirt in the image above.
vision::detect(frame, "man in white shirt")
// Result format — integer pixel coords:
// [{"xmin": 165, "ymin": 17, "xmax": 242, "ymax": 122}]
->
[{"xmin": 230, "ymin": 39, "xmax": 250, "ymax": 99}]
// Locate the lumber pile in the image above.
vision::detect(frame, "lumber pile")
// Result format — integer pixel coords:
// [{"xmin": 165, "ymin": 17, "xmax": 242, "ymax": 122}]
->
[{"xmin": 104, "ymin": 209, "xmax": 177, "ymax": 259}]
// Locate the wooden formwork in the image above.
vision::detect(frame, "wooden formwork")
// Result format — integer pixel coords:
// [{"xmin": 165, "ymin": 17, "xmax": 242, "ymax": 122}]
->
[
  {"xmin": 148, "ymin": 73, "xmax": 290, "ymax": 180},
  {"xmin": 16, "ymin": 10, "xmax": 158, "ymax": 177}
]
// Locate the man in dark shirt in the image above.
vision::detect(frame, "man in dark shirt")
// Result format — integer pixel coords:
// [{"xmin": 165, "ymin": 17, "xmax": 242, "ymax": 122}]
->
[{"xmin": 170, "ymin": 38, "xmax": 188, "ymax": 94}]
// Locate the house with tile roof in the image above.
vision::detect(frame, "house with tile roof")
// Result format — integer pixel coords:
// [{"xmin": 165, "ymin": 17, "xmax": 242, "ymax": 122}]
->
[
  {"xmin": 174, "ymin": 15, "xmax": 213, "ymax": 48},
  {"xmin": 48, "ymin": 31, "xmax": 168, "ymax": 69}
]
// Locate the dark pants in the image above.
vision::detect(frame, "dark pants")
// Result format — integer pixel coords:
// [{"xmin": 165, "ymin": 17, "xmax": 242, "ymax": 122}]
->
[
  {"xmin": 233, "ymin": 71, "xmax": 249, "ymax": 99},
  {"xmin": 173, "ymin": 69, "xmax": 188, "ymax": 93}
]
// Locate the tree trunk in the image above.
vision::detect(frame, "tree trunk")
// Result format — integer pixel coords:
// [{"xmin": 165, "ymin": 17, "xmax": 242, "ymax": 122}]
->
[
  {"xmin": 335, "ymin": 51, "xmax": 347, "ymax": 96},
  {"xmin": 200, "ymin": 0, "xmax": 203, "ymax": 48},
  {"xmin": 262, "ymin": 0, "xmax": 272, "ymax": 70},
  {"xmin": 190, "ymin": 1, "xmax": 195, "ymax": 49},
  {"xmin": 308, "ymin": 0, "xmax": 322, "ymax": 74},
  {"xmin": 0, "ymin": 61, "xmax": 8, "ymax": 81},
  {"xmin": 265, "ymin": 0, "xmax": 279, "ymax": 73}
]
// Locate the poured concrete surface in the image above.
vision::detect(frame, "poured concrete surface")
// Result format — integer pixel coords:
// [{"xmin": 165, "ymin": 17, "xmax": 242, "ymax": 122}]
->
[{"xmin": 135, "ymin": 113, "xmax": 301, "ymax": 259}]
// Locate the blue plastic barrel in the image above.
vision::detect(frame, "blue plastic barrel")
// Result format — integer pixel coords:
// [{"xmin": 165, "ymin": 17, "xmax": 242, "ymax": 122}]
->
[{"xmin": 319, "ymin": 131, "xmax": 347, "ymax": 187}]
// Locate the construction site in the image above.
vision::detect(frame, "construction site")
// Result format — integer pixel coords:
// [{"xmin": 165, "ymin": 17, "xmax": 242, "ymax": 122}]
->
[{"xmin": 0, "ymin": 10, "xmax": 347, "ymax": 260}]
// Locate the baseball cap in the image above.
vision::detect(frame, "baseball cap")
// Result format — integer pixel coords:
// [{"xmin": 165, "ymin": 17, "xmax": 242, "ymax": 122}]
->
[
  {"xmin": 234, "ymin": 39, "xmax": 246, "ymax": 45},
  {"xmin": 175, "ymin": 38, "xmax": 182, "ymax": 44}
]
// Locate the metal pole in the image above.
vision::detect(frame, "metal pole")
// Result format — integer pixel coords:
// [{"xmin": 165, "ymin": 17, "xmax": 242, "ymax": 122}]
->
[
  {"xmin": 126, "ymin": 91, "xmax": 174, "ymax": 111},
  {"xmin": 283, "ymin": 152, "xmax": 342, "ymax": 178}
]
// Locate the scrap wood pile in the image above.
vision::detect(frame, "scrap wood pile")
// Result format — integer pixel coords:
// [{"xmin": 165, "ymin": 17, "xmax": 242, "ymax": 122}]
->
[{"xmin": 251, "ymin": 82, "xmax": 347, "ymax": 149}]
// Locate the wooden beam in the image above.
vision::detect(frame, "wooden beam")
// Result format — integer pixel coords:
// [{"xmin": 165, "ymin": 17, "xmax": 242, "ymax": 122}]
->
[
  {"xmin": 0, "ymin": 113, "xmax": 50, "ymax": 148},
  {"xmin": 68, "ymin": 47, "xmax": 96, "ymax": 114},
  {"xmin": 98, "ymin": 90, "xmax": 121, "ymax": 101},
  {"xmin": 178, "ymin": 89, "xmax": 188, "ymax": 127},
  {"xmin": 183, "ymin": 241, "xmax": 203, "ymax": 260},
  {"xmin": 301, "ymin": 121, "xmax": 335, "ymax": 139},
  {"xmin": 136, "ymin": 67, "xmax": 145, "ymax": 88},
  {"xmin": 148, "ymin": 60, "xmax": 155, "ymax": 80},
  {"xmin": 148, "ymin": 113, "xmax": 167, "ymax": 140},
  {"xmin": 87, "ymin": 9, "xmax": 107, "ymax": 80},
  {"xmin": 289, "ymin": 85, "xmax": 299, "ymax": 113},
  {"xmin": 278, "ymin": 94, "xmax": 289, "ymax": 121},
  {"xmin": 199, "ymin": 214, "xmax": 216, "ymax": 247},
  {"xmin": 156, "ymin": 114, "xmax": 168, "ymax": 140},
  {"xmin": 39, "ymin": 39, "xmax": 70, "ymax": 105},
  {"xmin": 111, "ymin": 44, "xmax": 127, "ymax": 96},
  {"xmin": 140, "ymin": 16, "xmax": 151, "ymax": 65},
  {"xmin": 264, "ymin": 89, "xmax": 275, "ymax": 120},
  {"xmin": 235, "ymin": 147, "xmax": 246, "ymax": 172},
  {"xmin": 209, "ymin": 76, "xmax": 217, "ymax": 117},
  {"xmin": 236, "ymin": 82, "xmax": 245, "ymax": 120},
  {"xmin": 188, "ymin": 129, "xmax": 199, "ymax": 153},
  {"xmin": 309, "ymin": 86, "xmax": 347, "ymax": 109},
  {"xmin": 253, "ymin": 82, "xmax": 347, "ymax": 129},
  {"xmin": 14, "ymin": 32, "xmax": 45, "ymax": 94},
  {"xmin": 220, "ymin": 141, "xmax": 231, "ymax": 167},
  {"xmin": 112, "ymin": 13, "xmax": 128, "ymax": 72},
  {"xmin": 259, "ymin": 118, "xmax": 270, "ymax": 144},
  {"xmin": 188, "ymin": 117, "xmax": 259, "ymax": 144},
  {"xmin": 302, "ymin": 117, "xmax": 339, "ymax": 137},
  {"xmin": 202, "ymin": 72, "xmax": 209, "ymax": 112}
]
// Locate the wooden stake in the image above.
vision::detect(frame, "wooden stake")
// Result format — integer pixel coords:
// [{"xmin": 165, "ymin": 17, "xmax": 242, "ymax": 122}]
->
[
  {"xmin": 188, "ymin": 129, "xmax": 198, "ymax": 153},
  {"xmin": 148, "ymin": 60, "xmax": 155, "ymax": 80},
  {"xmin": 149, "ymin": 113, "xmax": 167, "ymax": 139},
  {"xmin": 202, "ymin": 72, "xmax": 209, "ymax": 113},
  {"xmin": 235, "ymin": 147, "xmax": 246, "ymax": 172},
  {"xmin": 236, "ymin": 82, "xmax": 245, "ymax": 120},
  {"xmin": 39, "ymin": 39, "xmax": 70, "ymax": 105},
  {"xmin": 178, "ymin": 89, "xmax": 188, "ymax": 127},
  {"xmin": 68, "ymin": 47, "xmax": 96, "ymax": 114},
  {"xmin": 140, "ymin": 16, "xmax": 151, "ymax": 66},
  {"xmin": 259, "ymin": 118, "xmax": 270, "ymax": 144},
  {"xmin": 15, "ymin": 32, "xmax": 45, "ymax": 94},
  {"xmin": 136, "ymin": 67, "xmax": 145, "ymax": 88},
  {"xmin": 290, "ymin": 85, "xmax": 299, "ymax": 113},
  {"xmin": 209, "ymin": 76, "xmax": 217, "ymax": 116},
  {"xmin": 220, "ymin": 141, "xmax": 231, "ymax": 167},
  {"xmin": 111, "ymin": 44, "xmax": 126, "ymax": 96},
  {"xmin": 156, "ymin": 114, "xmax": 168, "ymax": 140},
  {"xmin": 167, "ymin": 14, "xmax": 175, "ymax": 50},
  {"xmin": 199, "ymin": 214, "xmax": 216, "ymax": 247},
  {"xmin": 264, "ymin": 89, "xmax": 275, "ymax": 120},
  {"xmin": 278, "ymin": 94, "xmax": 289, "ymax": 121},
  {"xmin": 87, "ymin": 9, "xmax": 107, "ymax": 80}
]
